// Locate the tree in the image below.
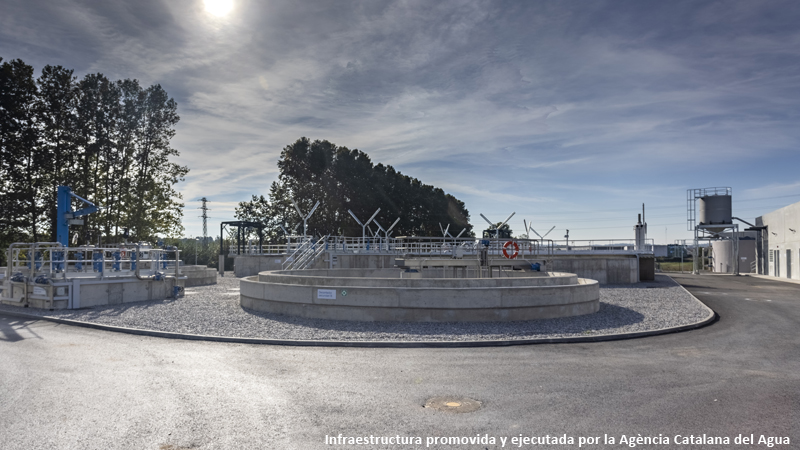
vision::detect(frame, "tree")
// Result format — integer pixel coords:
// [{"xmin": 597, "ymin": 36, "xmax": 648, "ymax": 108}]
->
[
  {"xmin": 485, "ymin": 222, "xmax": 513, "ymax": 239},
  {"xmin": 0, "ymin": 58, "xmax": 188, "ymax": 259},
  {"xmin": 35, "ymin": 65, "xmax": 80, "ymax": 241},
  {"xmin": 127, "ymin": 84, "xmax": 187, "ymax": 241},
  {"xmin": 0, "ymin": 58, "xmax": 43, "ymax": 248},
  {"xmin": 236, "ymin": 137, "xmax": 473, "ymax": 240}
]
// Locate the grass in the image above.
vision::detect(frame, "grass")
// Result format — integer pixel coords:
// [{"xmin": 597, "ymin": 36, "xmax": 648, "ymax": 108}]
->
[{"xmin": 657, "ymin": 262, "xmax": 697, "ymax": 272}]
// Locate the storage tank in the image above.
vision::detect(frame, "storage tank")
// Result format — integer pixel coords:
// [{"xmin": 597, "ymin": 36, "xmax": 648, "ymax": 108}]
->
[
  {"xmin": 634, "ymin": 214, "xmax": 646, "ymax": 251},
  {"xmin": 698, "ymin": 195, "xmax": 732, "ymax": 232},
  {"xmin": 712, "ymin": 238, "xmax": 756, "ymax": 273}
]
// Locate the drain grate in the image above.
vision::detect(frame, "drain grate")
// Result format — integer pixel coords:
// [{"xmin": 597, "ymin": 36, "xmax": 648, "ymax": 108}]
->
[{"xmin": 424, "ymin": 396, "xmax": 481, "ymax": 413}]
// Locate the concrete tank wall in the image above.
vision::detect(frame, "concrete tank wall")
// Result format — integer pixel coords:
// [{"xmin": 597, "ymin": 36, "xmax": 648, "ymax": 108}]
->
[
  {"xmin": 235, "ymin": 253, "xmax": 642, "ymax": 283},
  {"xmin": 182, "ymin": 265, "xmax": 218, "ymax": 286},
  {"xmin": 547, "ymin": 255, "xmax": 639, "ymax": 284},
  {"xmin": 241, "ymin": 269, "xmax": 600, "ymax": 322},
  {"xmin": 235, "ymin": 253, "xmax": 398, "ymax": 277},
  {"xmin": 234, "ymin": 255, "xmax": 286, "ymax": 277}
]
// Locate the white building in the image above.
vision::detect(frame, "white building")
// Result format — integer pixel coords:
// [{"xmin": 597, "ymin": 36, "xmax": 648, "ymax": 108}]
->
[{"xmin": 755, "ymin": 200, "xmax": 800, "ymax": 280}]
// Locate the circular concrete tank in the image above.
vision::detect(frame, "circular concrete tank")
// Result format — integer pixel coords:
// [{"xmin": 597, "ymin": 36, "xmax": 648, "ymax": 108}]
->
[{"xmin": 240, "ymin": 268, "xmax": 600, "ymax": 322}]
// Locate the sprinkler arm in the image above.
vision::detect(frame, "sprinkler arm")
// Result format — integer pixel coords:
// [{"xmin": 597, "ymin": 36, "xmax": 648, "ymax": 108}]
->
[
  {"xmin": 499, "ymin": 212, "xmax": 515, "ymax": 229},
  {"xmin": 365, "ymin": 208, "xmax": 381, "ymax": 227},
  {"xmin": 347, "ymin": 210, "xmax": 363, "ymax": 226},
  {"xmin": 306, "ymin": 201, "xmax": 320, "ymax": 219},
  {"xmin": 479, "ymin": 213, "xmax": 494, "ymax": 227},
  {"xmin": 385, "ymin": 218, "xmax": 401, "ymax": 235}
]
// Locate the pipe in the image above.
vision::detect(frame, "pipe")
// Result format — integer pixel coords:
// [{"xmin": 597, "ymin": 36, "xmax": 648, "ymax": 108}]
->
[
  {"xmin": 133, "ymin": 244, "xmax": 166, "ymax": 281},
  {"xmin": 732, "ymin": 217, "xmax": 761, "ymax": 229},
  {"xmin": 33, "ymin": 242, "xmax": 64, "ymax": 279}
]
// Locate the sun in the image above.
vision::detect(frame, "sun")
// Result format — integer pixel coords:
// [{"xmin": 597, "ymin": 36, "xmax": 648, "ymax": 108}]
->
[{"xmin": 204, "ymin": 0, "xmax": 233, "ymax": 17}]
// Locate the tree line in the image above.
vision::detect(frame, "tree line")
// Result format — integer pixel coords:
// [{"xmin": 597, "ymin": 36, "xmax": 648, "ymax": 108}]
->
[
  {"xmin": 0, "ymin": 57, "xmax": 188, "ymax": 262},
  {"xmin": 235, "ymin": 137, "xmax": 474, "ymax": 242}
]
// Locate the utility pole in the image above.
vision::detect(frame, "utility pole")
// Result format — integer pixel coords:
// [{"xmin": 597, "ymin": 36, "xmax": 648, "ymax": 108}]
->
[{"xmin": 198, "ymin": 197, "xmax": 210, "ymax": 245}]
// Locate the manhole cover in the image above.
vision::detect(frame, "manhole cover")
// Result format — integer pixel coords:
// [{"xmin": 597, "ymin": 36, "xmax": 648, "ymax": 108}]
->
[{"xmin": 424, "ymin": 396, "xmax": 481, "ymax": 413}]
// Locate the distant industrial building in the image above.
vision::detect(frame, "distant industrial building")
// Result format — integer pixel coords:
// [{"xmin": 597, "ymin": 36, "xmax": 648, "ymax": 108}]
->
[
  {"xmin": 651, "ymin": 245, "xmax": 668, "ymax": 258},
  {"xmin": 755, "ymin": 200, "xmax": 800, "ymax": 280},
  {"xmin": 667, "ymin": 244, "xmax": 688, "ymax": 258}
]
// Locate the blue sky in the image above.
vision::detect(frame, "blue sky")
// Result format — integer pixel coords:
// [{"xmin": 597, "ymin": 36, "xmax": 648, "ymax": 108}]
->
[{"xmin": 3, "ymin": 0, "xmax": 800, "ymax": 243}]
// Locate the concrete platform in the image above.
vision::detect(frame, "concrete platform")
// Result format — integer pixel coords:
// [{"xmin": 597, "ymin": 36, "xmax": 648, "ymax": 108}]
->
[{"xmin": 1, "ymin": 276, "xmax": 182, "ymax": 309}]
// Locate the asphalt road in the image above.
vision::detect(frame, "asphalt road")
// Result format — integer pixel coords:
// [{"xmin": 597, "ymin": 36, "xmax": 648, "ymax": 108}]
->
[{"xmin": 1, "ymin": 274, "xmax": 797, "ymax": 450}]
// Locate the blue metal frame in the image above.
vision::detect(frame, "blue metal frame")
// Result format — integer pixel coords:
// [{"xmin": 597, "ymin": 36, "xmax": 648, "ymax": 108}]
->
[{"xmin": 56, "ymin": 186, "xmax": 99, "ymax": 247}]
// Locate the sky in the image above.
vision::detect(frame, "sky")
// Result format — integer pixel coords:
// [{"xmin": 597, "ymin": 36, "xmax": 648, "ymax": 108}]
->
[{"xmin": 3, "ymin": 0, "xmax": 800, "ymax": 244}]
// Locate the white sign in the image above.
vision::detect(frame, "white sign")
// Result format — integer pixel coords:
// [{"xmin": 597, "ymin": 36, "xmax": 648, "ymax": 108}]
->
[
  {"xmin": 275, "ymin": 259, "xmax": 282, "ymax": 263},
  {"xmin": 317, "ymin": 289, "xmax": 336, "ymax": 300},
  {"xmin": 33, "ymin": 286, "xmax": 47, "ymax": 296}
]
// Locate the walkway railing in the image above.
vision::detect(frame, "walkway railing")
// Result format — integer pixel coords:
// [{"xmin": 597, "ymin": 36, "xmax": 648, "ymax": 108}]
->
[
  {"xmin": 4, "ymin": 242, "xmax": 182, "ymax": 282},
  {"xmin": 242, "ymin": 236, "xmax": 655, "ymax": 258},
  {"xmin": 283, "ymin": 235, "xmax": 328, "ymax": 270}
]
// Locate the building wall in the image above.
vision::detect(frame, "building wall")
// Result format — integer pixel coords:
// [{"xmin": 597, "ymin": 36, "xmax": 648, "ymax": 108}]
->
[
  {"xmin": 652, "ymin": 245, "xmax": 668, "ymax": 257},
  {"xmin": 756, "ymin": 200, "xmax": 800, "ymax": 280}
]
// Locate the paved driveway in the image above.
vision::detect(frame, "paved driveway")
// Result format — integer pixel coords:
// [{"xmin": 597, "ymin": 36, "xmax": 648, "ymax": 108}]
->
[{"xmin": 1, "ymin": 274, "xmax": 797, "ymax": 449}]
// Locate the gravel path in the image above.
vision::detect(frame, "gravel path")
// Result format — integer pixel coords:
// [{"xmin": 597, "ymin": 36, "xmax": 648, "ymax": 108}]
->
[{"xmin": 0, "ymin": 273, "xmax": 711, "ymax": 342}]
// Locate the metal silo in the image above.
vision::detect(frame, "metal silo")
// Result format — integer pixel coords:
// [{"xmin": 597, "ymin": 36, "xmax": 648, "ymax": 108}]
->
[
  {"xmin": 698, "ymin": 194, "xmax": 732, "ymax": 232},
  {"xmin": 687, "ymin": 187, "xmax": 737, "ymax": 275}
]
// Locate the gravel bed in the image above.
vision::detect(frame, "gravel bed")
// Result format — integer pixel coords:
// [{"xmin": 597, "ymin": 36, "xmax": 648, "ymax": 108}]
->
[{"xmin": 0, "ymin": 273, "xmax": 711, "ymax": 342}]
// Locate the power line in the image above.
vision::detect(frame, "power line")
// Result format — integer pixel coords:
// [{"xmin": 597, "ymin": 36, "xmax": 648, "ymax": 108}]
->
[
  {"xmin": 198, "ymin": 198, "xmax": 210, "ymax": 241},
  {"xmin": 489, "ymin": 193, "xmax": 800, "ymax": 218}
]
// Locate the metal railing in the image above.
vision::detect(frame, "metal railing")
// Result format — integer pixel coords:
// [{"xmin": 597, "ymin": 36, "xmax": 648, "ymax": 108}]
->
[
  {"xmin": 4, "ymin": 242, "xmax": 182, "ymax": 282},
  {"xmin": 283, "ymin": 235, "xmax": 329, "ymax": 270},
  {"xmin": 231, "ymin": 243, "xmax": 289, "ymax": 255},
  {"xmin": 239, "ymin": 236, "xmax": 655, "ymax": 259}
]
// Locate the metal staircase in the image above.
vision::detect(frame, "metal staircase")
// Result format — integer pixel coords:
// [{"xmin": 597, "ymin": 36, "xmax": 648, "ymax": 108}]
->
[{"xmin": 282, "ymin": 235, "xmax": 328, "ymax": 270}]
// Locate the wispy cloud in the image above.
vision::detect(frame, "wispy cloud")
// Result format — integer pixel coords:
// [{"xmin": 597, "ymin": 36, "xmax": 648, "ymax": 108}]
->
[{"xmin": 3, "ymin": 0, "xmax": 800, "ymax": 241}]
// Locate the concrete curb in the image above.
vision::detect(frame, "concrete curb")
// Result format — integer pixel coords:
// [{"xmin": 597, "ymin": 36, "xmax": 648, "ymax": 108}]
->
[
  {"xmin": 742, "ymin": 273, "xmax": 800, "ymax": 286},
  {"xmin": 0, "ymin": 284, "xmax": 718, "ymax": 348}
]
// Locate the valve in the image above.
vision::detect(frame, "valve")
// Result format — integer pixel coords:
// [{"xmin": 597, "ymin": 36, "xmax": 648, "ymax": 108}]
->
[
  {"xmin": 52, "ymin": 250, "xmax": 65, "ymax": 273},
  {"xmin": 112, "ymin": 251, "xmax": 121, "ymax": 272},
  {"xmin": 10, "ymin": 272, "xmax": 26, "ymax": 282},
  {"xmin": 92, "ymin": 251, "xmax": 104, "ymax": 273},
  {"xmin": 74, "ymin": 252, "xmax": 84, "ymax": 271}
]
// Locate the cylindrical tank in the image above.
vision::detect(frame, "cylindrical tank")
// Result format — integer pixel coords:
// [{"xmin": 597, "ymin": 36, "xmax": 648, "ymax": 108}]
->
[
  {"xmin": 634, "ymin": 214, "xmax": 646, "ymax": 251},
  {"xmin": 699, "ymin": 195, "xmax": 732, "ymax": 232},
  {"xmin": 711, "ymin": 238, "xmax": 756, "ymax": 273},
  {"xmin": 712, "ymin": 240, "xmax": 733, "ymax": 273}
]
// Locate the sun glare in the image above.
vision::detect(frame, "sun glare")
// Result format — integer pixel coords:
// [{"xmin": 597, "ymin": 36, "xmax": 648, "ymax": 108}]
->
[{"xmin": 204, "ymin": 0, "xmax": 233, "ymax": 17}]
